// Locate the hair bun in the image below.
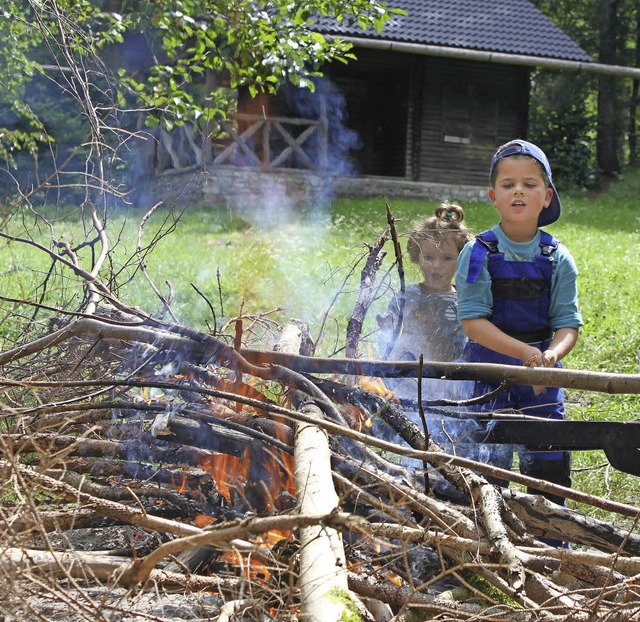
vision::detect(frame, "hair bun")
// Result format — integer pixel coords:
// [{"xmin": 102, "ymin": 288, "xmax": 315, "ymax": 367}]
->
[{"xmin": 435, "ymin": 203, "xmax": 464, "ymax": 222}]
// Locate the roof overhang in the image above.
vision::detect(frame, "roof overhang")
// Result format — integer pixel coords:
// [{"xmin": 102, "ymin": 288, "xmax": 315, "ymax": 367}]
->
[{"xmin": 336, "ymin": 36, "xmax": 640, "ymax": 80}]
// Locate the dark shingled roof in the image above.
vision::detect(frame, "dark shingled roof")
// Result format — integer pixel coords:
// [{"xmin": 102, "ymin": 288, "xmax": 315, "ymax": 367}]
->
[{"xmin": 318, "ymin": 0, "xmax": 592, "ymax": 63}]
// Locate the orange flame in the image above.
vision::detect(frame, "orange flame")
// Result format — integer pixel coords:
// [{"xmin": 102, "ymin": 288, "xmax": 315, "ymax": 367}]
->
[
  {"xmin": 261, "ymin": 449, "xmax": 296, "ymax": 511},
  {"xmin": 359, "ymin": 376, "xmax": 399, "ymax": 402},
  {"xmin": 217, "ymin": 529, "xmax": 294, "ymax": 584},
  {"xmin": 341, "ymin": 403, "xmax": 372, "ymax": 433},
  {"xmin": 328, "ymin": 375, "xmax": 402, "ymax": 432},
  {"xmin": 170, "ymin": 469, "xmax": 189, "ymax": 494},
  {"xmin": 220, "ymin": 550, "xmax": 272, "ymax": 583},
  {"xmin": 383, "ymin": 569, "xmax": 403, "ymax": 586},
  {"xmin": 201, "ymin": 448, "xmax": 250, "ymax": 506},
  {"xmin": 194, "ymin": 514, "xmax": 217, "ymax": 528}
]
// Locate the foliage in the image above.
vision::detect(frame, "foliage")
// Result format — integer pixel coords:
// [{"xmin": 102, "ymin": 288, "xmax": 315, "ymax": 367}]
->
[
  {"xmin": 530, "ymin": 0, "xmax": 600, "ymax": 53},
  {"xmin": 528, "ymin": 70, "xmax": 598, "ymax": 189},
  {"xmin": 528, "ymin": 0, "xmax": 599, "ymax": 188},
  {"xmin": 530, "ymin": 0, "xmax": 640, "ymax": 178},
  {"xmin": 0, "ymin": 0, "xmax": 52, "ymax": 165},
  {"xmin": 117, "ymin": 0, "xmax": 397, "ymax": 114},
  {"xmin": 0, "ymin": 0, "xmax": 399, "ymax": 175}
]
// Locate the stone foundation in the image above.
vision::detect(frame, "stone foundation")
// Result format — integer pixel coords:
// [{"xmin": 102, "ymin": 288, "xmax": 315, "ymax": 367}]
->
[{"xmin": 138, "ymin": 165, "xmax": 488, "ymax": 210}]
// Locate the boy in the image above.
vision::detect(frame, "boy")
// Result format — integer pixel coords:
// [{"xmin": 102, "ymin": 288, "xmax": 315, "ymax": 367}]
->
[{"xmin": 454, "ymin": 140, "xmax": 583, "ymax": 508}]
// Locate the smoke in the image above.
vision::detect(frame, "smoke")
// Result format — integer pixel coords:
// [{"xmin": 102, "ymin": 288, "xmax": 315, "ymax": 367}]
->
[
  {"xmin": 281, "ymin": 76, "xmax": 362, "ymax": 177},
  {"xmin": 370, "ymin": 376, "xmax": 524, "ymax": 499},
  {"xmin": 195, "ymin": 76, "xmax": 366, "ymax": 338}
]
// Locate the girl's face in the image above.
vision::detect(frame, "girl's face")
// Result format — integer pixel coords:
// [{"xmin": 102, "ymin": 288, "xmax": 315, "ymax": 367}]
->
[
  {"xmin": 416, "ymin": 237, "xmax": 459, "ymax": 293},
  {"xmin": 488, "ymin": 156, "xmax": 553, "ymax": 238}
]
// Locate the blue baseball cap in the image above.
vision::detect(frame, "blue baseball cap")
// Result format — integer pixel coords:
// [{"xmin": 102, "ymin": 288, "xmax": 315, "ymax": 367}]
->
[{"xmin": 489, "ymin": 140, "xmax": 561, "ymax": 227}]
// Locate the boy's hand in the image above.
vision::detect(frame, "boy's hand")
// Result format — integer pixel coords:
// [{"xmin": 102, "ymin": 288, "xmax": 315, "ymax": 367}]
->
[
  {"xmin": 541, "ymin": 349, "xmax": 558, "ymax": 367},
  {"xmin": 521, "ymin": 346, "xmax": 543, "ymax": 368},
  {"xmin": 522, "ymin": 347, "xmax": 546, "ymax": 395}
]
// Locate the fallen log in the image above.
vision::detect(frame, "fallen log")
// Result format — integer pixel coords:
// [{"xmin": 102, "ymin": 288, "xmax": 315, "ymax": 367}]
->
[
  {"xmin": 503, "ymin": 489, "xmax": 640, "ymax": 555},
  {"xmin": 346, "ymin": 571, "xmax": 531, "ymax": 621},
  {"xmin": 0, "ymin": 546, "xmax": 241, "ymax": 594},
  {"xmin": 1, "ymin": 432, "xmax": 221, "ymax": 469}
]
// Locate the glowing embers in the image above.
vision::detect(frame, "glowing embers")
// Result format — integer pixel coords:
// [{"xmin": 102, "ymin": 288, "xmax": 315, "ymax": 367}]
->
[{"xmin": 347, "ymin": 534, "xmax": 404, "ymax": 587}]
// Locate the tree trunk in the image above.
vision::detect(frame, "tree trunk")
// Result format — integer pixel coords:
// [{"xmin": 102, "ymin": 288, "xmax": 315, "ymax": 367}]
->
[
  {"xmin": 629, "ymin": 1, "xmax": 640, "ymax": 165},
  {"xmin": 597, "ymin": 0, "xmax": 623, "ymax": 175}
]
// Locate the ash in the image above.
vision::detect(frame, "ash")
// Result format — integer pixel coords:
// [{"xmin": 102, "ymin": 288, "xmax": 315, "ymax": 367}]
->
[{"xmin": 2, "ymin": 585, "xmax": 223, "ymax": 622}]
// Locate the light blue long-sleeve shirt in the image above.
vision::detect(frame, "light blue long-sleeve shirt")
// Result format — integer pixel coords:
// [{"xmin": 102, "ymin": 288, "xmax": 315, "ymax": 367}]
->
[{"xmin": 454, "ymin": 225, "xmax": 583, "ymax": 330}]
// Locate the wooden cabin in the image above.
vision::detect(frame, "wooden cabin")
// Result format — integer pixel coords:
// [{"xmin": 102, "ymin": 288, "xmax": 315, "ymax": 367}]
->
[
  {"xmin": 227, "ymin": 0, "xmax": 591, "ymax": 187},
  {"xmin": 149, "ymin": 0, "xmax": 593, "ymax": 206}
]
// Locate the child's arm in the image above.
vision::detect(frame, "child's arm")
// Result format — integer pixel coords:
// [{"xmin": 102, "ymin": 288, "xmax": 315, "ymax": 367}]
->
[
  {"xmin": 461, "ymin": 317, "xmax": 544, "ymax": 364},
  {"xmin": 541, "ymin": 327, "xmax": 579, "ymax": 367},
  {"xmin": 462, "ymin": 319, "xmax": 579, "ymax": 366}
]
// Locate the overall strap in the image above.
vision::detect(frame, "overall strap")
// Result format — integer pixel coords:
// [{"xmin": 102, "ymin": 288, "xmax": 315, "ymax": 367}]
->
[
  {"xmin": 466, "ymin": 230, "xmax": 500, "ymax": 284},
  {"xmin": 538, "ymin": 230, "xmax": 559, "ymax": 257},
  {"xmin": 467, "ymin": 230, "xmax": 559, "ymax": 284},
  {"xmin": 534, "ymin": 230, "xmax": 559, "ymax": 273}
]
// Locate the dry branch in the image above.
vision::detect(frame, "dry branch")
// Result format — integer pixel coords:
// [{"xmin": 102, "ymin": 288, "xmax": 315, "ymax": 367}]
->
[
  {"xmin": 346, "ymin": 230, "xmax": 389, "ymax": 359},
  {"xmin": 241, "ymin": 348, "xmax": 640, "ymax": 393}
]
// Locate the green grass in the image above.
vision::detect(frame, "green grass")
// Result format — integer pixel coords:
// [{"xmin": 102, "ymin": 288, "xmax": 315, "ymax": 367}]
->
[{"xmin": 2, "ymin": 172, "xmax": 640, "ymax": 523}]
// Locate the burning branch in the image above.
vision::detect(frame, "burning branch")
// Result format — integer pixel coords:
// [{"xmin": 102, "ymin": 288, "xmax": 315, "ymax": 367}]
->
[{"xmin": 345, "ymin": 228, "xmax": 389, "ymax": 360}]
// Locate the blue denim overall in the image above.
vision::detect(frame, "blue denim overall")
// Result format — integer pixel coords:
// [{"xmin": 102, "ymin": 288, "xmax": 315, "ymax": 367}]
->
[{"xmin": 463, "ymin": 229, "xmax": 571, "ymax": 506}]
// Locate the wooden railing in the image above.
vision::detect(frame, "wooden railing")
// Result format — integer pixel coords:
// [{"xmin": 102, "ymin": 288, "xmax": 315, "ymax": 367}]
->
[
  {"xmin": 152, "ymin": 113, "xmax": 329, "ymax": 174},
  {"xmin": 213, "ymin": 113, "xmax": 328, "ymax": 170}
]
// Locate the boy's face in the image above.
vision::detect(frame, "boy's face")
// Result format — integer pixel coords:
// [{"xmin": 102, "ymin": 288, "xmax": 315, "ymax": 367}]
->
[
  {"xmin": 488, "ymin": 156, "xmax": 553, "ymax": 230},
  {"xmin": 416, "ymin": 237, "xmax": 458, "ymax": 293}
]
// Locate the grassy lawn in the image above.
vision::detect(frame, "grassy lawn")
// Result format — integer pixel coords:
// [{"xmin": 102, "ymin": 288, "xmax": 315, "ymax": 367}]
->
[{"xmin": 2, "ymin": 170, "xmax": 640, "ymax": 522}]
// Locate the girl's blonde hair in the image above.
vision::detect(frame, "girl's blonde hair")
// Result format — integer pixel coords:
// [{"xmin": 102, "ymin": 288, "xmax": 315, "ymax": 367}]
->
[{"xmin": 406, "ymin": 202, "xmax": 473, "ymax": 263}]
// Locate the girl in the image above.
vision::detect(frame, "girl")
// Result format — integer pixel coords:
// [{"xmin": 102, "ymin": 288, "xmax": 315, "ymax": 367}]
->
[{"xmin": 378, "ymin": 202, "xmax": 473, "ymax": 398}]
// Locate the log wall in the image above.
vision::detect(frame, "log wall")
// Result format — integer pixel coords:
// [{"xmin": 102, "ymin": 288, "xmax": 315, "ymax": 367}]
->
[
  {"xmin": 323, "ymin": 48, "xmax": 530, "ymax": 186},
  {"xmin": 417, "ymin": 56, "xmax": 529, "ymax": 186}
]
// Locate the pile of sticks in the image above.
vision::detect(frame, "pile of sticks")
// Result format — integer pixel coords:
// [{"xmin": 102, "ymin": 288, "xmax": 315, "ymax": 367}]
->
[{"xmin": 1, "ymin": 309, "xmax": 640, "ymax": 622}]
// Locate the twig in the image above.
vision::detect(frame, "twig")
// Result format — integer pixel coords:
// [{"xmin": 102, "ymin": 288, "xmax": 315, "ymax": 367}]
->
[
  {"xmin": 382, "ymin": 201, "xmax": 405, "ymax": 359},
  {"xmin": 136, "ymin": 202, "xmax": 179, "ymax": 323}
]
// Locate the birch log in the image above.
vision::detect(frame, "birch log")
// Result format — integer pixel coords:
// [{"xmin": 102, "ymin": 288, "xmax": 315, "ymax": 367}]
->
[
  {"xmin": 277, "ymin": 321, "xmax": 354, "ymax": 622},
  {"xmin": 293, "ymin": 390, "xmax": 352, "ymax": 622}
]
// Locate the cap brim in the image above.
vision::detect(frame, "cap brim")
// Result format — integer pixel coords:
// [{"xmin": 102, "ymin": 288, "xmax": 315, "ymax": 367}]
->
[{"xmin": 537, "ymin": 184, "xmax": 561, "ymax": 226}]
